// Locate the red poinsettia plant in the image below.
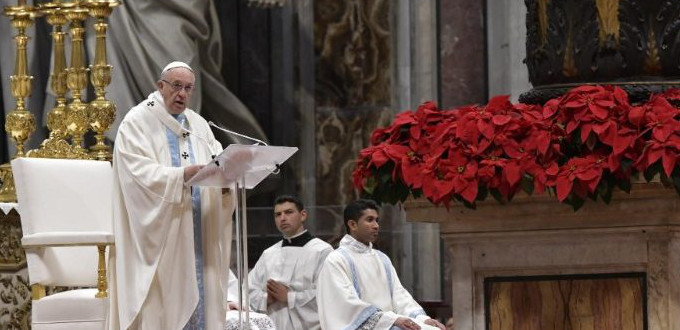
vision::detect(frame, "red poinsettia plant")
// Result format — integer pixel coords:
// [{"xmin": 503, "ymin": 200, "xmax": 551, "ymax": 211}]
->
[{"xmin": 352, "ymin": 85, "xmax": 680, "ymax": 210}]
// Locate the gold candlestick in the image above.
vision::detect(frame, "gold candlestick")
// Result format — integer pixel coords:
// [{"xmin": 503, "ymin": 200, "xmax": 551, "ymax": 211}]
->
[
  {"xmin": 62, "ymin": 2, "xmax": 90, "ymax": 156},
  {"xmin": 0, "ymin": 3, "xmax": 39, "ymax": 202},
  {"xmin": 84, "ymin": 0, "xmax": 119, "ymax": 162},
  {"xmin": 29, "ymin": 2, "xmax": 90, "ymax": 159}
]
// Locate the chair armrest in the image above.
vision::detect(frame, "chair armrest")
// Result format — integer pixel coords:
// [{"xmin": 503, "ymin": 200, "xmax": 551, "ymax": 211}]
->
[{"xmin": 22, "ymin": 232, "xmax": 114, "ymax": 247}]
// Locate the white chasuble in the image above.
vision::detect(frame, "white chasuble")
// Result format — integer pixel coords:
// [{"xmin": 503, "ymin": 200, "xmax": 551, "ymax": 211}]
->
[
  {"xmin": 110, "ymin": 92, "xmax": 235, "ymax": 330},
  {"xmin": 248, "ymin": 235, "xmax": 333, "ymax": 330},
  {"xmin": 317, "ymin": 235, "xmax": 439, "ymax": 330}
]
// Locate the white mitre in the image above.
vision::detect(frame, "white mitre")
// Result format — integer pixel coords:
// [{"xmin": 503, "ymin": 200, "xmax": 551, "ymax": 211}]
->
[{"xmin": 161, "ymin": 61, "xmax": 194, "ymax": 75}]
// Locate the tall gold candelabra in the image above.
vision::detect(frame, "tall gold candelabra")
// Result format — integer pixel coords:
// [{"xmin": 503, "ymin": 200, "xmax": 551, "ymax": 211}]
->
[
  {"xmin": 62, "ymin": 2, "xmax": 90, "ymax": 155},
  {"xmin": 27, "ymin": 1, "xmax": 71, "ymax": 159},
  {"xmin": 85, "ymin": 0, "xmax": 118, "ymax": 161},
  {"xmin": 0, "ymin": 2, "xmax": 38, "ymax": 202}
]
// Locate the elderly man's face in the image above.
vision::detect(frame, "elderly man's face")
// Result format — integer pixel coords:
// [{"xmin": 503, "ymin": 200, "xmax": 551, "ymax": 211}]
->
[{"xmin": 157, "ymin": 67, "xmax": 195, "ymax": 114}]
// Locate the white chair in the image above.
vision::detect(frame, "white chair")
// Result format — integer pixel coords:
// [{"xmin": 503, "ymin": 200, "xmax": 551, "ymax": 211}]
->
[{"xmin": 12, "ymin": 158, "xmax": 114, "ymax": 330}]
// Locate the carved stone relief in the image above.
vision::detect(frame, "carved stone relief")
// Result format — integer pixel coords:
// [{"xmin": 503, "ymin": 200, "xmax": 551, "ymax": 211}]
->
[
  {"xmin": 314, "ymin": 0, "xmax": 391, "ymax": 107},
  {"xmin": 523, "ymin": 0, "xmax": 680, "ymax": 104}
]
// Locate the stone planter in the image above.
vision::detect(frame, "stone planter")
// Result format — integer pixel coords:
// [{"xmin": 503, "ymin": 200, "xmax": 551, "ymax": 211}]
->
[{"xmin": 405, "ymin": 182, "xmax": 680, "ymax": 330}]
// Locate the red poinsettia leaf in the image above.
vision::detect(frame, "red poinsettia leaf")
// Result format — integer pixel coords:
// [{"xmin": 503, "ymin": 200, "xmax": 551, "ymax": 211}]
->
[
  {"xmin": 628, "ymin": 106, "xmax": 645, "ymax": 127},
  {"xmin": 647, "ymin": 147, "xmax": 664, "ymax": 166},
  {"xmin": 576, "ymin": 167, "xmax": 600, "ymax": 182},
  {"xmin": 594, "ymin": 99, "xmax": 615, "ymax": 108},
  {"xmin": 460, "ymin": 181, "xmax": 479, "ymax": 203},
  {"xmin": 543, "ymin": 99, "xmax": 560, "ymax": 118},
  {"xmin": 556, "ymin": 176, "xmax": 574, "ymax": 202},
  {"xmin": 581, "ymin": 125, "xmax": 593, "ymax": 145},
  {"xmin": 585, "ymin": 176, "xmax": 601, "ymax": 193},
  {"xmin": 613, "ymin": 87, "xmax": 629, "ymax": 104},
  {"xmin": 662, "ymin": 149, "xmax": 677, "ymax": 177},
  {"xmin": 653, "ymin": 126, "xmax": 673, "ymax": 142},
  {"xmin": 565, "ymin": 100, "xmax": 584, "ymax": 109},
  {"xmin": 486, "ymin": 95, "xmax": 511, "ymax": 111},
  {"xmin": 478, "ymin": 120, "xmax": 495, "ymax": 140},
  {"xmin": 434, "ymin": 179, "xmax": 455, "ymax": 200},
  {"xmin": 600, "ymin": 124, "xmax": 617, "ymax": 146},
  {"xmin": 504, "ymin": 142, "xmax": 522, "ymax": 158},
  {"xmin": 492, "ymin": 114, "xmax": 512, "ymax": 126},
  {"xmin": 370, "ymin": 150, "xmax": 389, "ymax": 168},
  {"xmin": 401, "ymin": 159, "xmax": 424, "ymax": 188},
  {"xmin": 613, "ymin": 133, "xmax": 633, "ymax": 155},
  {"xmin": 566, "ymin": 120, "xmax": 579, "ymax": 134},
  {"xmin": 505, "ymin": 161, "xmax": 521, "ymax": 186},
  {"xmin": 608, "ymin": 153, "xmax": 620, "ymax": 171},
  {"xmin": 545, "ymin": 162, "xmax": 560, "ymax": 176}
]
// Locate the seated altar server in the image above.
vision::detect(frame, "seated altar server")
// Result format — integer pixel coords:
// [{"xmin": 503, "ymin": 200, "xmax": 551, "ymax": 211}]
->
[
  {"xmin": 248, "ymin": 195, "xmax": 333, "ymax": 330},
  {"xmin": 110, "ymin": 61, "xmax": 235, "ymax": 330},
  {"xmin": 317, "ymin": 199, "xmax": 446, "ymax": 330}
]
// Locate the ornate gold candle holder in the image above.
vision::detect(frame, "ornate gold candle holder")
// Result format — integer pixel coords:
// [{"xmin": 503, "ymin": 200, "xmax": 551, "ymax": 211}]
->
[
  {"xmin": 62, "ymin": 2, "xmax": 90, "ymax": 156},
  {"xmin": 1, "ymin": 2, "xmax": 39, "ymax": 202},
  {"xmin": 84, "ymin": 0, "xmax": 119, "ymax": 162}
]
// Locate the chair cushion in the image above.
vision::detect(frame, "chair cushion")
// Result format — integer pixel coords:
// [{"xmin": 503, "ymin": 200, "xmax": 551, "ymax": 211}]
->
[{"xmin": 32, "ymin": 288, "xmax": 108, "ymax": 328}]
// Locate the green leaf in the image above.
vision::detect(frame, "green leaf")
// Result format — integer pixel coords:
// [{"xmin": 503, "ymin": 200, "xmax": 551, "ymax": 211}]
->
[
  {"xmin": 521, "ymin": 175, "xmax": 535, "ymax": 195},
  {"xmin": 461, "ymin": 198, "xmax": 477, "ymax": 210},
  {"xmin": 490, "ymin": 189, "xmax": 505, "ymax": 204},
  {"xmin": 364, "ymin": 176, "xmax": 377, "ymax": 195},
  {"xmin": 476, "ymin": 185, "xmax": 488, "ymax": 201},
  {"xmin": 569, "ymin": 196, "xmax": 586, "ymax": 211},
  {"xmin": 617, "ymin": 179, "xmax": 631, "ymax": 193}
]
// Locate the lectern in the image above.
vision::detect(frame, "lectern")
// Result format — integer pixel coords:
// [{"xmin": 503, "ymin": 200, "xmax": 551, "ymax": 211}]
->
[{"xmin": 187, "ymin": 144, "xmax": 297, "ymax": 329}]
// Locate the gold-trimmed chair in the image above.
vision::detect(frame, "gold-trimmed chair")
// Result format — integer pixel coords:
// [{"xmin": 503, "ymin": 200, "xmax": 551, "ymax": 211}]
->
[{"xmin": 12, "ymin": 158, "xmax": 114, "ymax": 330}]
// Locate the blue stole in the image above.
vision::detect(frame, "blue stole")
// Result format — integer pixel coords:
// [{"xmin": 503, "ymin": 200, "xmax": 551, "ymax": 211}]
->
[{"xmin": 167, "ymin": 114, "xmax": 205, "ymax": 329}]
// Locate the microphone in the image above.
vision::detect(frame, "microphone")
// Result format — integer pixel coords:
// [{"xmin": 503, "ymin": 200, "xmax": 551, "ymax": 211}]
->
[
  {"xmin": 208, "ymin": 121, "xmax": 268, "ymax": 146},
  {"xmin": 208, "ymin": 121, "xmax": 283, "ymax": 175}
]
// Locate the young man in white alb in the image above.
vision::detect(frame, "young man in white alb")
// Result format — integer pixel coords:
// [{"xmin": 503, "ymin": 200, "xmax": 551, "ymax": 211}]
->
[
  {"xmin": 248, "ymin": 195, "xmax": 333, "ymax": 329},
  {"xmin": 317, "ymin": 199, "xmax": 446, "ymax": 330}
]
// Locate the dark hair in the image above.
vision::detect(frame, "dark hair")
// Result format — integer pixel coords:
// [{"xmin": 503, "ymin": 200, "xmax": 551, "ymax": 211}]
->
[
  {"xmin": 343, "ymin": 199, "xmax": 379, "ymax": 234},
  {"xmin": 274, "ymin": 195, "xmax": 305, "ymax": 212}
]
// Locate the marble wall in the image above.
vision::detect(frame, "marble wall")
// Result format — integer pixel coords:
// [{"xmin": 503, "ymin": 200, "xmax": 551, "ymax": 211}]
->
[
  {"xmin": 487, "ymin": 0, "xmax": 532, "ymax": 101},
  {"xmin": 439, "ymin": 0, "xmax": 487, "ymax": 108}
]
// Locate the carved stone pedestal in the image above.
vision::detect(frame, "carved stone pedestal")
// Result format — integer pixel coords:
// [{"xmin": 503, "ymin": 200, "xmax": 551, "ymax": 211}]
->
[
  {"xmin": 0, "ymin": 203, "xmax": 29, "ymax": 329},
  {"xmin": 406, "ymin": 183, "xmax": 680, "ymax": 330}
]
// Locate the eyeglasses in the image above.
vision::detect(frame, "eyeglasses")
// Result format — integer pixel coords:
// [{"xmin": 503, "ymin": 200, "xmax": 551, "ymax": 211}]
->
[{"xmin": 161, "ymin": 79, "xmax": 194, "ymax": 93}]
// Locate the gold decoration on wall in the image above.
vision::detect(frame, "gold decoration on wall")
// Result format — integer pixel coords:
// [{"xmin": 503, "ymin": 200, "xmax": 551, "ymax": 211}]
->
[
  {"xmin": 84, "ymin": 0, "xmax": 119, "ymax": 162},
  {"xmin": 643, "ymin": 26, "xmax": 661, "ymax": 75},
  {"xmin": 595, "ymin": 0, "xmax": 620, "ymax": 48},
  {"xmin": 563, "ymin": 34, "xmax": 578, "ymax": 77},
  {"xmin": 537, "ymin": 0, "xmax": 550, "ymax": 46},
  {"xmin": 63, "ymin": 2, "xmax": 90, "ymax": 156},
  {"xmin": 1, "ymin": 2, "xmax": 39, "ymax": 202}
]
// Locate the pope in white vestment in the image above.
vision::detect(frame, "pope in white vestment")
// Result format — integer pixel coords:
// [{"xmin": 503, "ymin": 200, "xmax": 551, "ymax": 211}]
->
[
  {"xmin": 109, "ymin": 62, "xmax": 235, "ymax": 330},
  {"xmin": 317, "ymin": 200, "xmax": 445, "ymax": 330},
  {"xmin": 248, "ymin": 196, "xmax": 334, "ymax": 330}
]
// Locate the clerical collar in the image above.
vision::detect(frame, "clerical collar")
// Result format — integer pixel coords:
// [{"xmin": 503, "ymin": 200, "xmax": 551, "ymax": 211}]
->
[
  {"xmin": 340, "ymin": 234, "xmax": 373, "ymax": 253},
  {"xmin": 281, "ymin": 230, "xmax": 313, "ymax": 247}
]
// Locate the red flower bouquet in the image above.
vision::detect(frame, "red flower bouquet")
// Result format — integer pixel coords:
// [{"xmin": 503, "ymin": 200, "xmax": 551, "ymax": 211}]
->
[{"xmin": 352, "ymin": 85, "xmax": 680, "ymax": 210}]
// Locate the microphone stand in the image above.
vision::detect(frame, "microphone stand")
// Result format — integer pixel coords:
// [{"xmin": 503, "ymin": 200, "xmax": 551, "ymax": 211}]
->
[{"xmin": 208, "ymin": 121, "xmax": 268, "ymax": 146}]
